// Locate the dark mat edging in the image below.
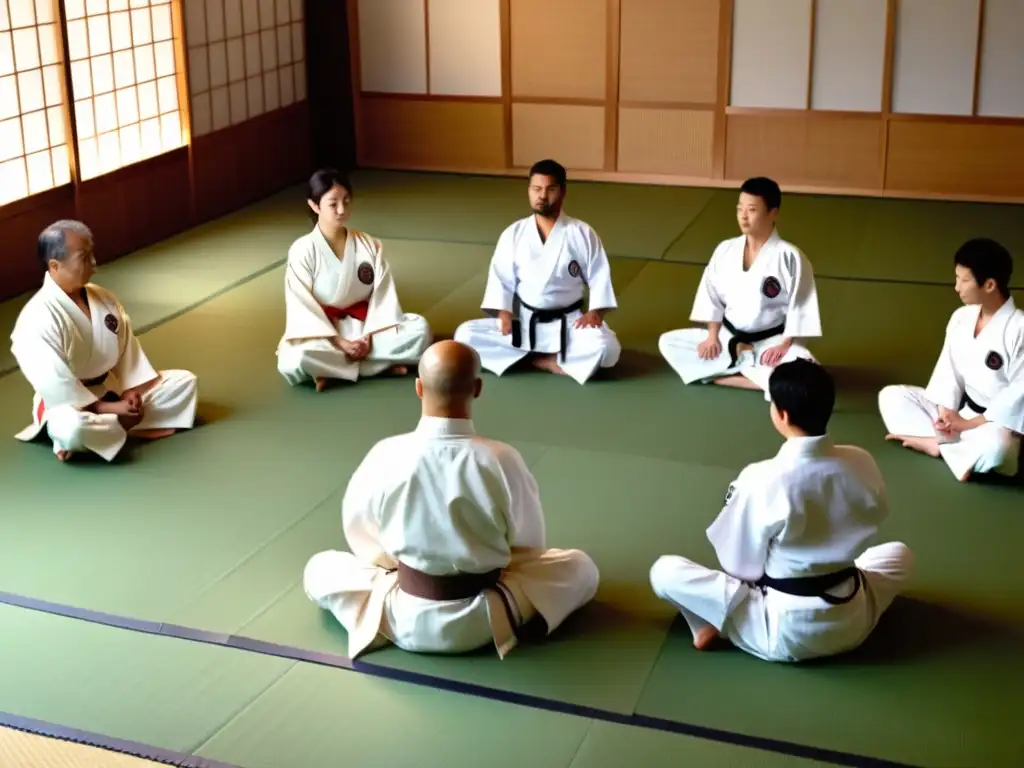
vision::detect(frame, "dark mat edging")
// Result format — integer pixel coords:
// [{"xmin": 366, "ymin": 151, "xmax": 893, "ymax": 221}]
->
[
  {"xmin": 0, "ymin": 590, "xmax": 920, "ymax": 768},
  {"xmin": 0, "ymin": 712, "xmax": 241, "ymax": 768}
]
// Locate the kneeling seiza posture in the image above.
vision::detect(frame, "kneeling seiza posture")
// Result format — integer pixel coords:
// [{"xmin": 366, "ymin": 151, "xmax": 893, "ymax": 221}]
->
[
  {"xmin": 650, "ymin": 359, "xmax": 913, "ymax": 663},
  {"xmin": 454, "ymin": 159, "xmax": 620, "ymax": 385},
  {"xmin": 11, "ymin": 220, "xmax": 198, "ymax": 462},
  {"xmin": 879, "ymin": 238, "xmax": 1023, "ymax": 481},
  {"xmin": 277, "ymin": 169, "xmax": 431, "ymax": 390},
  {"xmin": 659, "ymin": 178, "xmax": 821, "ymax": 398},
  {"xmin": 304, "ymin": 340, "xmax": 599, "ymax": 659}
]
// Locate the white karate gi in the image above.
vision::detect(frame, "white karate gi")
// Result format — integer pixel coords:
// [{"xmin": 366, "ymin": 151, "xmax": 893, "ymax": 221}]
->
[
  {"xmin": 878, "ymin": 297, "xmax": 1024, "ymax": 480},
  {"xmin": 453, "ymin": 214, "xmax": 620, "ymax": 385},
  {"xmin": 276, "ymin": 226, "xmax": 432, "ymax": 385},
  {"xmin": 649, "ymin": 435, "xmax": 913, "ymax": 663},
  {"xmin": 659, "ymin": 230, "xmax": 821, "ymax": 397},
  {"xmin": 10, "ymin": 274, "xmax": 198, "ymax": 462},
  {"xmin": 303, "ymin": 416, "xmax": 599, "ymax": 659}
]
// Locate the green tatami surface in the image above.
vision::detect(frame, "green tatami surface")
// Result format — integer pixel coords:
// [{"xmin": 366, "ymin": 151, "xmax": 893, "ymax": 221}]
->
[{"xmin": 2, "ymin": 170, "xmax": 1024, "ymax": 768}]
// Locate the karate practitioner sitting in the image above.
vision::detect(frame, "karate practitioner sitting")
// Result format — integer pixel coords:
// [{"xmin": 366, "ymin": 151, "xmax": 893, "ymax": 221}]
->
[
  {"xmin": 453, "ymin": 159, "xmax": 620, "ymax": 385},
  {"xmin": 277, "ymin": 168, "xmax": 432, "ymax": 391},
  {"xmin": 658, "ymin": 177, "xmax": 821, "ymax": 398},
  {"xmin": 303, "ymin": 339, "xmax": 599, "ymax": 659},
  {"xmin": 650, "ymin": 359, "xmax": 913, "ymax": 663},
  {"xmin": 11, "ymin": 220, "xmax": 198, "ymax": 463},
  {"xmin": 879, "ymin": 238, "xmax": 1022, "ymax": 482}
]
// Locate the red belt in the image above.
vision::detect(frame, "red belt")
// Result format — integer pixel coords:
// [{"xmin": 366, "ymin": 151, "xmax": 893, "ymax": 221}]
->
[{"xmin": 322, "ymin": 300, "xmax": 368, "ymax": 322}]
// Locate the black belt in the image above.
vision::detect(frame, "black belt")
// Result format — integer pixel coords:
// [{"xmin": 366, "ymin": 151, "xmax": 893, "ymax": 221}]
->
[
  {"xmin": 755, "ymin": 567, "xmax": 861, "ymax": 606},
  {"xmin": 959, "ymin": 392, "xmax": 987, "ymax": 414},
  {"xmin": 511, "ymin": 295, "xmax": 585, "ymax": 363},
  {"xmin": 722, "ymin": 317, "xmax": 785, "ymax": 367},
  {"xmin": 81, "ymin": 372, "xmax": 108, "ymax": 387}
]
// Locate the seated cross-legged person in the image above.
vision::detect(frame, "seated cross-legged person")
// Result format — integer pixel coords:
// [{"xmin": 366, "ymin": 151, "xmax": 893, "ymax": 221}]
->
[
  {"xmin": 649, "ymin": 359, "xmax": 913, "ymax": 663},
  {"xmin": 658, "ymin": 177, "xmax": 821, "ymax": 399},
  {"xmin": 276, "ymin": 168, "xmax": 432, "ymax": 391},
  {"xmin": 879, "ymin": 238, "xmax": 1023, "ymax": 482},
  {"xmin": 11, "ymin": 220, "xmax": 198, "ymax": 463},
  {"xmin": 453, "ymin": 159, "xmax": 620, "ymax": 385},
  {"xmin": 303, "ymin": 340, "xmax": 600, "ymax": 658}
]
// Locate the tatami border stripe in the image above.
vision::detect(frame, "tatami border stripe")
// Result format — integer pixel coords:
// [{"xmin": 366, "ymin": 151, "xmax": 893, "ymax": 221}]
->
[
  {"xmin": 0, "ymin": 711, "xmax": 241, "ymax": 768},
  {"xmin": 0, "ymin": 590, "xmax": 920, "ymax": 768}
]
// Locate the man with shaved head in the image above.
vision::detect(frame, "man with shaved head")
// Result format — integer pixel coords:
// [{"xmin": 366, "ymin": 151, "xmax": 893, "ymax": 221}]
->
[
  {"xmin": 10, "ymin": 220, "xmax": 198, "ymax": 463},
  {"xmin": 304, "ymin": 340, "xmax": 599, "ymax": 659}
]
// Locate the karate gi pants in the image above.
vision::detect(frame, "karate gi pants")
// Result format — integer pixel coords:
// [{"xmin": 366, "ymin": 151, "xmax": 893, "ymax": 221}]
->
[
  {"xmin": 277, "ymin": 313, "xmax": 432, "ymax": 386},
  {"xmin": 658, "ymin": 328, "xmax": 814, "ymax": 398},
  {"xmin": 878, "ymin": 385, "xmax": 1020, "ymax": 479},
  {"xmin": 303, "ymin": 548, "xmax": 599, "ymax": 655},
  {"xmin": 649, "ymin": 542, "xmax": 914, "ymax": 662},
  {"xmin": 34, "ymin": 370, "xmax": 198, "ymax": 462},
  {"xmin": 453, "ymin": 312, "xmax": 620, "ymax": 385}
]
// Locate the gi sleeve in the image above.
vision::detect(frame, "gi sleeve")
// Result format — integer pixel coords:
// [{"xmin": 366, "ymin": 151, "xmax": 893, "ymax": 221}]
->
[
  {"xmin": 481, "ymin": 227, "xmax": 517, "ymax": 313},
  {"xmin": 689, "ymin": 242, "xmax": 729, "ymax": 324},
  {"xmin": 582, "ymin": 225, "xmax": 617, "ymax": 312},
  {"xmin": 341, "ymin": 443, "xmax": 396, "ymax": 569},
  {"xmin": 10, "ymin": 308, "xmax": 98, "ymax": 411},
  {"xmin": 705, "ymin": 471, "xmax": 784, "ymax": 582},
  {"xmin": 923, "ymin": 311, "xmax": 965, "ymax": 410},
  {"xmin": 780, "ymin": 248, "xmax": 822, "ymax": 339},
  {"xmin": 281, "ymin": 240, "xmax": 337, "ymax": 342},
  {"xmin": 985, "ymin": 327, "xmax": 1024, "ymax": 435},
  {"xmin": 358, "ymin": 233, "xmax": 406, "ymax": 335},
  {"xmin": 495, "ymin": 444, "xmax": 547, "ymax": 551}
]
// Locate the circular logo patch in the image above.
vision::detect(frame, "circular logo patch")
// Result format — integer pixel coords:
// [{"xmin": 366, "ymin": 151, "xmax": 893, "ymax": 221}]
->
[
  {"xmin": 985, "ymin": 351, "xmax": 1004, "ymax": 371},
  {"xmin": 724, "ymin": 484, "xmax": 736, "ymax": 505},
  {"xmin": 568, "ymin": 260, "xmax": 581, "ymax": 278},
  {"xmin": 104, "ymin": 313, "xmax": 118, "ymax": 333},
  {"xmin": 357, "ymin": 263, "xmax": 374, "ymax": 285},
  {"xmin": 762, "ymin": 276, "xmax": 782, "ymax": 299}
]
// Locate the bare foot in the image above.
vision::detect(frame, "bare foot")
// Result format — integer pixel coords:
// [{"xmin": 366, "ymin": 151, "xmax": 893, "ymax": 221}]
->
[
  {"xmin": 887, "ymin": 434, "xmax": 941, "ymax": 457},
  {"xmin": 56, "ymin": 449, "xmax": 73, "ymax": 462},
  {"xmin": 693, "ymin": 625, "xmax": 720, "ymax": 650},
  {"xmin": 712, "ymin": 374, "xmax": 760, "ymax": 391},
  {"xmin": 133, "ymin": 428, "xmax": 175, "ymax": 440},
  {"xmin": 315, "ymin": 377, "xmax": 328, "ymax": 392},
  {"xmin": 958, "ymin": 468, "xmax": 973, "ymax": 483},
  {"xmin": 530, "ymin": 354, "xmax": 568, "ymax": 376},
  {"xmin": 388, "ymin": 365, "xmax": 408, "ymax": 376}
]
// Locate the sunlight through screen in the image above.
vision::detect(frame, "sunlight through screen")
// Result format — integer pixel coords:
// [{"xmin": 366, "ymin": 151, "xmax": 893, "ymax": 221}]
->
[
  {"xmin": 0, "ymin": 0, "xmax": 71, "ymax": 205},
  {"xmin": 65, "ymin": 0, "xmax": 185, "ymax": 180},
  {"xmin": 184, "ymin": 0, "xmax": 305, "ymax": 137}
]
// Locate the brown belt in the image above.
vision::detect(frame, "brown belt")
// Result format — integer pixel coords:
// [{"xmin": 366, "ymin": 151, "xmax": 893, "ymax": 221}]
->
[{"xmin": 397, "ymin": 561, "xmax": 501, "ymax": 600}]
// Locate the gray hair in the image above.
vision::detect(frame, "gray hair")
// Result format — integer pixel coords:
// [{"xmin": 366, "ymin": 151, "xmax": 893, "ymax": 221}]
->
[{"xmin": 37, "ymin": 220, "xmax": 93, "ymax": 267}]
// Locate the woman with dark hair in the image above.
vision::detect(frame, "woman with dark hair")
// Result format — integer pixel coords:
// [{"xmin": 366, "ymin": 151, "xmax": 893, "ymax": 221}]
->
[{"xmin": 276, "ymin": 169, "xmax": 431, "ymax": 391}]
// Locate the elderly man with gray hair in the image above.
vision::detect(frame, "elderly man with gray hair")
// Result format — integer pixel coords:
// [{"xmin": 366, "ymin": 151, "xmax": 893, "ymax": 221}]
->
[{"xmin": 10, "ymin": 220, "xmax": 198, "ymax": 463}]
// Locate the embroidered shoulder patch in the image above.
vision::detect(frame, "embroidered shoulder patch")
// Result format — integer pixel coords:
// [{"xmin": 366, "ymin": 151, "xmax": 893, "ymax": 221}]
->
[
  {"xmin": 357, "ymin": 263, "xmax": 374, "ymax": 285},
  {"xmin": 568, "ymin": 259, "xmax": 581, "ymax": 278},
  {"xmin": 762, "ymin": 276, "xmax": 782, "ymax": 299},
  {"xmin": 986, "ymin": 351, "xmax": 1004, "ymax": 371},
  {"xmin": 104, "ymin": 313, "xmax": 119, "ymax": 333},
  {"xmin": 724, "ymin": 483, "xmax": 736, "ymax": 505}
]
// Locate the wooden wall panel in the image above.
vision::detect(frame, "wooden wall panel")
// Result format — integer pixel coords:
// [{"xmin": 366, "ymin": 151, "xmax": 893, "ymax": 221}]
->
[
  {"xmin": 428, "ymin": 0, "xmax": 502, "ymax": 97},
  {"xmin": 0, "ymin": 188, "xmax": 77, "ymax": 300},
  {"xmin": 725, "ymin": 112, "xmax": 885, "ymax": 190},
  {"xmin": 884, "ymin": 119, "xmax": 1024, "ymax": 198},
  {"xmin": 617, "ymin": 108, "xmax": 714, "ymax": 176},
  {"xmin": 356, "ymin": 0, "xmax": 427, "ymax": 94},
  {"xmin": 511, "ymin": 103, "xmax": 605, "ymax": 170},
  {"xmin": 357, "ymin": 97, "xmax": 505, "ymax": 170},
  {"xmin": 618, "ymin": 0, "xmax": 719, "ymax": 105},
  {"xmin": 510, "ymin": 0, "xmax": 606, "ymax": 99}
]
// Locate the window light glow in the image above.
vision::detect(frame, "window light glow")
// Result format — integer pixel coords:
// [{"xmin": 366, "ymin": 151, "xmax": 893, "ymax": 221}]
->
[
  {"xmin": 66, "ymin": 0, "xmax": 185, "ymax": 180},
  {"xmin": 0, "ymin": 0, "xmax": 71, "ymax": 206}
]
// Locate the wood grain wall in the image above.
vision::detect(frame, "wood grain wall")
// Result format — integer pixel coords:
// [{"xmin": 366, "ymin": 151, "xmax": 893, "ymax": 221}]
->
[
  {"xmin": 0, "ymin": 0, "xmax": 322, "ymax": 302},
  {"xmin": 344, "ymin": 0, "xmax": 1024, "ymax": 204}
]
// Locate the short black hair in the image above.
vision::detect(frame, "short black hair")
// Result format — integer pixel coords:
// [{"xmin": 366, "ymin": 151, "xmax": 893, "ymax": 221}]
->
[
  {"xmin": 308, "ymin": 168, "xmax": 352, "ymax": 205},
  {"xmin": 768, "ymin": 359, "xmax": 835, "ymax": 436},
  {"xmin": 528, "ymin": 159, "xmax": 567, "ymax": 188},
  {"xmin": 37, "ymin": 220, "xmax": 93, "ymax": 268},
  {"xmin": 740, "ymin": 177, "xmax": 782, "ymax": 211},
  {"xmin": 954, "ymin": 238, "xmax": 1012, "ymax": 298}
]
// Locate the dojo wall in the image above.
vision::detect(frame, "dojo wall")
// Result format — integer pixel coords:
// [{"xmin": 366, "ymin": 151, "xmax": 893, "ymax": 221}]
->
[
  {"xmin": 346, "ymin": 0, "xmax": 1024, "ymax": 202},
  {"xmin": 0, "ymin": 0, "xmax": 314, "ymax": 301}
]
